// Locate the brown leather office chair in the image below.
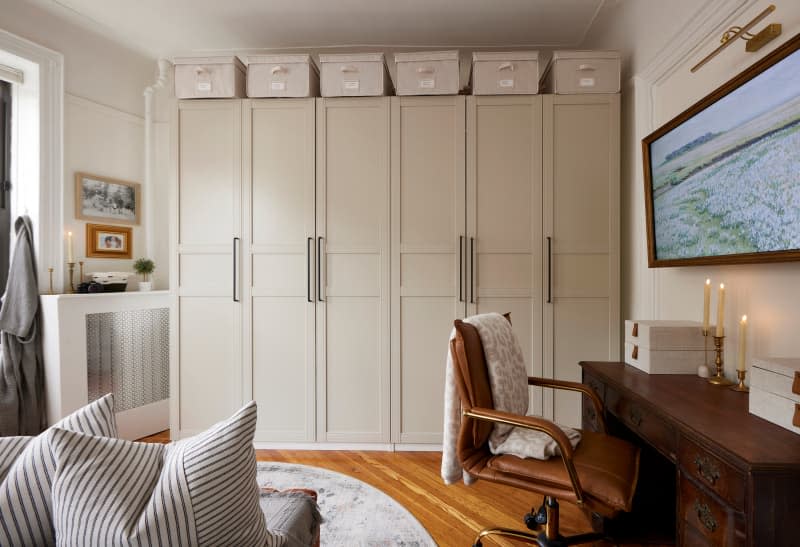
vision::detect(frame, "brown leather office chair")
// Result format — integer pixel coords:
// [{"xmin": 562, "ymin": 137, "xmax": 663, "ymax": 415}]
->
[{"xmin": 450, "ymin": 319, "xmax": 640, "ymax": 547}]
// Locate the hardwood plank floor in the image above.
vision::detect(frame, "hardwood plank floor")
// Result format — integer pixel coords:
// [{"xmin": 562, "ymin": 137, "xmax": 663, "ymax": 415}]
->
[{"xmin": 138, "ymin": 431, "xmax": 667, "ymax": 546}]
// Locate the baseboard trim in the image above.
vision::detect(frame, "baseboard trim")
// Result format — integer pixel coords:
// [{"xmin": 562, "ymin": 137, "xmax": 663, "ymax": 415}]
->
[{"xmin": 253, "ymin": 441, "xmax": 442, "ymax": 452}]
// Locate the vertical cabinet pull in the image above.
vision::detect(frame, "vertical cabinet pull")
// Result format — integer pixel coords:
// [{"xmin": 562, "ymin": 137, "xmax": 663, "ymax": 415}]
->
[
  {"xmin": 458, "ymin": 235, "xmax": 464, "ymax": 302},
  {"xmin": 470, "ymin": 237, "xmax": 475, "ymax": 304},
  {"xmin": 317, "ymin": 237, "xmax": 324, "ymax": 302},
  {"xmin": 307, "ymin": 237, "xmax": 313, "ymax": 303},
  {"xmin": 546, "ymin": 236, "xmax": 552, "ymax": 304},
  {"xmin": 232, "ymin": 237, "xmax": 240, "ymax": 302}
]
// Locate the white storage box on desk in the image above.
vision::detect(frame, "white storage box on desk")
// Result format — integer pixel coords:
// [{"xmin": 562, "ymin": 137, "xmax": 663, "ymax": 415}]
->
[
  {"xmin": 247, "ymin": 54, "xmax": 319, "ymax": 98},
  {"xmin": 394, "ymin": 50, "xmax": 460, "ymax": 95},
  {"xmin": 174, "ymin": 56, "xmax": 246, "ymax": 99},
  {"xmin": 471, "ymin": 51, "xmax": 540, "ymax": 95},
  {"xmin": 541, "ymin": 50, "xmax": 620, "ymax": 94},
  {"xmin": 749, "ymin": 357, "xmax": 800, "ymax": 435},
  {"xmin": 624, "ymin": 320, "xmax": 708, "ymax": 374},
  {"xmin": 319, "ymin": 53, "xmax": 392, "ymax": 97}
]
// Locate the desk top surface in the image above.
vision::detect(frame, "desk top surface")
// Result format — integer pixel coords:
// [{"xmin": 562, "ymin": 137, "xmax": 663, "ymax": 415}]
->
[{"xmin": 581, "ymin": 361, "xmax": 800, "ymax": 470}]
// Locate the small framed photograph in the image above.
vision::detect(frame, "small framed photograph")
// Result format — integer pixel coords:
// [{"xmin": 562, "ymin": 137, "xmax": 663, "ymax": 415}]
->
[
  {"xmin": 86, "ymin": 224, "xmax": 133, "ymax": 259},
  {"xmin": 75, "ymin": 172, "xmax": 141, "ymax": 226}
]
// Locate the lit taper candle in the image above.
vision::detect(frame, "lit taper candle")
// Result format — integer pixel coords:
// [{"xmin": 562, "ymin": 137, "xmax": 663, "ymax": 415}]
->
[
  {"xmin": 703, "ymin": 278, "xmax": 711, "ymax": 334},
  {"xmin": 715, "ymin": 283, "xmax": 725, "ymax": 337},
  {"xmin": 737, "ymin": 315, "xmax": 747, "ymax": 371}
]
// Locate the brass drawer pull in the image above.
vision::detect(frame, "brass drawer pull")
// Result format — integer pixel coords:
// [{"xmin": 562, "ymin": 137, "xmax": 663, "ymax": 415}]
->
[
  {"xmin": 693, "ymin": 500, "xmax": 717, "ymax": 532},
  {"xmin": 693, "ymin": 455, "xmax": 720, "ymax": 485},
  {"xmin": 628, "ymin": 407, "xmax": 642, "ymax": 427}
]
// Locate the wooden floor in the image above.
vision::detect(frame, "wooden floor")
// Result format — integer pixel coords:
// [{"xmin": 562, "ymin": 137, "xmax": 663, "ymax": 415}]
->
[{"xmin": 139, "ymin": 431, "xmax": 665, "ymax": 546}]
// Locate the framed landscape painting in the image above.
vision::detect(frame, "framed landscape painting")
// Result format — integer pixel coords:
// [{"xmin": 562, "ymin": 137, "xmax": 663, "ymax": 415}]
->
[
  {"xmin": 642, "ymin": 33, "xmax": 800, "ymax": 267},
  {"xmin": 75, "ymin": 172, "xmax": 141, "ymax": 226}
]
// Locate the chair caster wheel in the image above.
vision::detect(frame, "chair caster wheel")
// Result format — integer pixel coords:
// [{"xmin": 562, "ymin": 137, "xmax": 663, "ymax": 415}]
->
[{"xmin": 524, "ymin": 512, "xmax": 539, "ymax": 530}]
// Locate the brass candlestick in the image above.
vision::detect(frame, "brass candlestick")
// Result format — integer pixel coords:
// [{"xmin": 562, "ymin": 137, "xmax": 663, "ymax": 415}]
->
[
  {"xmin": 730, "ymin": 369, "xmax": 750, "ymax": 392},
  {"xmin": 708, "ymin": 335, "xmax": 734, "ymax": 386},
  {"xmin": 67, "ymin": 262, "xmax": 76, "ymax": 293},
  {"xmin": 48, "ymin": 267, "xmax": 54, "ymax": 295},
  {"xmin": 79, "ymin": 261, "xmax": 84, "ymax": 284}
]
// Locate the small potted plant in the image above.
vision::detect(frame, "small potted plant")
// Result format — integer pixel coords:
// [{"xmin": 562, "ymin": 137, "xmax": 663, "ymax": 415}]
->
[{"xmin": 133, "ymin": 258, "xmax": 155, "ymax": 292}]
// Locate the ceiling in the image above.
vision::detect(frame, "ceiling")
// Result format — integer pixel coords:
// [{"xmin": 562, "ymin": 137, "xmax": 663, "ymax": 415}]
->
[{"xmin": 30, "ymin": 0, "xmax": 611, "ymax": 58}]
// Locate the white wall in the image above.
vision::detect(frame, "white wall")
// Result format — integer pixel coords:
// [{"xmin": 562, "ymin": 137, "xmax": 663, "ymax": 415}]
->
[
  {"xmin": 0, "ymin": 0, "xmax": 160, "ymax": 291},
  {"xmin": 584, "ymin": 0, "xmax": 800, "ymax": 375}
]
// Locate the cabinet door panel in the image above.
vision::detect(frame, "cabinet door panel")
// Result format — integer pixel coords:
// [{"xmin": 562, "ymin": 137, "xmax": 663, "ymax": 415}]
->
[
  {"xmin": 392, "ymin": 96, "xmax": 466, "ymax": 443},
  {"xmin": 178, "ymin": 298, "xmax": 240, "ymax": 433},
  {"xmin": 246, "ymin": 99, "xmax": 316, "ymax": 442},
  {"xmin": 317, "ymin": 98, "xmax": 390, "ymax": 442},
  {"xmin": 467, "ymin": 96, "xmax": 543, "ymax": 415},
  {"xmin": 544, "ymin": 95, "xmax": 620, "ymax": 427},
  {"xmin": 175, "ymin": 101, "xmax": 242, "ymax": 437}
]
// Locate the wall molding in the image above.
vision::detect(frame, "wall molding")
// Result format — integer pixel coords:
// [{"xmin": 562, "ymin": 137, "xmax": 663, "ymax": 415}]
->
[{"xmin": 65, "ymin": 93, "xmax": 144, "ymax": 125}]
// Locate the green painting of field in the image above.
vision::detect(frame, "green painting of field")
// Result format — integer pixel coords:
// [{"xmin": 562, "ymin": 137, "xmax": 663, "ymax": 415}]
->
[{"xmin": 651, "ymin": 94, "xmax": 800, "ymax": 260}]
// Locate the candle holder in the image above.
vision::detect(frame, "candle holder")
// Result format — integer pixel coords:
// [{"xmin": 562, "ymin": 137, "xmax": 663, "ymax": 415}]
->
[
  {"xmin": 730, "ymin": 369, "xmax": 749, "ymax": 392},
  {"xmin": 67, "ymin": 262, "xmax": 76, "ymax": 293},
  {"xmin": 79, "ymin": 261, "xmax": 85, "ymax": 284},
  {"xmin": 48, "ymin": 267, "xmax": 54, "ymax": 295},
  {"xmin": 708, "ymin": 336, "xmax": 735, "ymax": 386}
]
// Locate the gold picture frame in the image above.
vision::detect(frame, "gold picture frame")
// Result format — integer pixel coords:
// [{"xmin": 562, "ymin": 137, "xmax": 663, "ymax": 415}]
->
[
  {"xmin": 85, "ymin": 223, "xmax": 132, "ymax": 259},
  {"xmin": 75, "ymin": 172, "xmax": 141, "ymax": 226}
]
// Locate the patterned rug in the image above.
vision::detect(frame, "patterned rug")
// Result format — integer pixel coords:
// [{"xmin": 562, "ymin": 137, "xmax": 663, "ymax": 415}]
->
[{"xmin": 257, "ymin": 462, "xmax": 436, "ymax": 547}]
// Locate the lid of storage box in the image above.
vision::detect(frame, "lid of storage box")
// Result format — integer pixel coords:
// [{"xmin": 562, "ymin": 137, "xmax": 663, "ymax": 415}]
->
[
  {"xmin": 550, "ymin": 50, "xmax": 620, "ymax": 61},
  {"xmin": 624, "ymin": 319, "xmax": 706, "ymax": 350},
  {"xmin": 472, "ymin": 51, "xmax": 539, "ymax": 62},
  {"xmin": 174, "ymin": 56, "xmax": 246, "ymax": 71},
  {"xmin": 394, "ymin": 50, "xmax": 459, "ymax": 63},
  {"xmin": 752, "ymin": 357, "xmax": 800, "ymax": 378},
  {"xmin": 319, "ymin": 53, "xmax": 386, "ymax": 64},
  {"xmin": 247, "ymin": 54, "xmax": 319, "ymax": 73}
]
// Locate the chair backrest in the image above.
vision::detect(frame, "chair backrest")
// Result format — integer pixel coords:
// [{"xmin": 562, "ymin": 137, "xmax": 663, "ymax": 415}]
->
[{"xmin": 450, "ymin": 314, "xmax": 511, "ymax": 463}]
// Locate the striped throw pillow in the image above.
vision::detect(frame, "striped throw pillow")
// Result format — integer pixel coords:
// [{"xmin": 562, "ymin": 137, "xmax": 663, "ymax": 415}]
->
[
  {"xmin": 0, "ymin": 394, "xmax": 117, "ymax": 547},
  {"xmin": 49, "ymin": 401, "xmax": 283, "ymax": 547}
]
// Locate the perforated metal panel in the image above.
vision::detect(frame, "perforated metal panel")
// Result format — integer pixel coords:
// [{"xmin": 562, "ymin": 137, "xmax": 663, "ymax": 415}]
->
[{"xmin": 86, "ymin": 308, "xmax": 169, "ymax": 412}]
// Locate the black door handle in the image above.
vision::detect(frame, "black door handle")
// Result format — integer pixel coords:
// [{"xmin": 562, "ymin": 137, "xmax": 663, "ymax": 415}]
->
[
  {"xmin": 317, "ymin": 237, "xmax": 324, "ymax": 302},
  {"xmin": 232, "ymin": 237, "xmax": 240, "ymax": 302},
  {"xmin": 546, "ymin": 236, "xmax": 552, "ymax": 304},
  {"xmin": 470, "ymin": 237, "xmax": 475, "ymax": 304},
  {"xmin": 307, "ymin": 237, "xmax": 313, "ymax": 303},
  {"xmin": 459, "ymin": 235, "xmax": 464, "ymax": 303}
]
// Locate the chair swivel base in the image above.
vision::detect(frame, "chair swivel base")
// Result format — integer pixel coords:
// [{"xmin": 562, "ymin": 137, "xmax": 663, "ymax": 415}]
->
[{"xmin": 472, "ymin": 527, "xmax": 604, "ymax": 547}]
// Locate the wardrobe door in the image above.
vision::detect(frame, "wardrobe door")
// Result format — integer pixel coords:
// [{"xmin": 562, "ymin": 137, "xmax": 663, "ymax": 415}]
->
[
  {"xmin": 245, "ymin": 99, "xmax": 316, "ymax": 442},
  {"xmin": 173, "ymin": 100, "xmax": 242, "ymax": 437},
  {"xmin": 543, "ymin": 94, "xmax": 620, "ymax": 428},
  {"xmin": 316, "ymin": 97, "xmax": 391, "ymax": 443},
  {"xmin": 391, "ymin": 96, "xmax": 466, "ymax": 444},
  {"xmin": 466, "ymin": 96, "xmax": 544, "ymax": 415}
]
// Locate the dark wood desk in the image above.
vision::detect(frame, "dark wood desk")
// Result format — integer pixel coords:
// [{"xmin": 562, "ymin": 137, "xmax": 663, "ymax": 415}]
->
[{"xmin": 580, "ymin": 362, "xmax": 800, "ymax": 547}]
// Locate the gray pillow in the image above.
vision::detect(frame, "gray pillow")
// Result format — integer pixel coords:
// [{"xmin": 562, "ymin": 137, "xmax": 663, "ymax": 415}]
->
[
  {"xmin": 49, "ymin": 401, "xmax": 283, "ymax": 547},
  {"xmin": 0, "ymin": 394, "xmax": 117, "ymax": 546}
]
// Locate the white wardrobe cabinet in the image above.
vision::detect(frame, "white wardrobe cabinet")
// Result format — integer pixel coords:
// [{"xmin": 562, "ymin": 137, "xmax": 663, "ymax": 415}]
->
[{"xmin": 173, "ymin": 93, "xmax": 619, "ymax": 443}]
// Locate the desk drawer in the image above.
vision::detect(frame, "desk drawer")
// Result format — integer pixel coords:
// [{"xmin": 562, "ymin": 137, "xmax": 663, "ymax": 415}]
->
[
  {"xmin": 680, "ymin": 474, "xmax": 745, "ymax": 547},
  {"xmin": 679, "ymin": 437, "xmax": 746, "ymax": 511},
  {"xmin": 583, "ymin": 372, "xmax": 605, "ymax": 402},
  {"xmin": 606, "ymin": 386, "xmax": 677, "ymax": 459}
]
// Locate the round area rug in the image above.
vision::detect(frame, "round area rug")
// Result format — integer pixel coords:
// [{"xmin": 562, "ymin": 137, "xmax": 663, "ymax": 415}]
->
[{"xmin": 257, "ymin": 462, "xmax": 435, "ymax": 547}]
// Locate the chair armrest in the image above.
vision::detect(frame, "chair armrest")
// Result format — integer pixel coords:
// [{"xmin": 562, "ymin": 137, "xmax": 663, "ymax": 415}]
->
[
  {"xmin": 463, "ymin": 407, "xmax": 586, "ymax": 505},
  {"xmin": 527, "ymin": 377, "xmax": 607, "ymax": 433}
]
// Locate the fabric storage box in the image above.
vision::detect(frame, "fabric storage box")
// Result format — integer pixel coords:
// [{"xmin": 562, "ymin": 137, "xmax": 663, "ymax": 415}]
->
[
  {"xmin": 749, "ymin": 357, "xmax": 800, "ymax": 435},
  {"xmin": 471, "ymin": 51, "xmax": 540, "ymax": 95},
  {"xmin": 247, "ymin": 54, "xmax": 319, "ymax": 98},
  {"xmin": 541, "ymin": 50, "xmax": 620, "ymax": 94},
  {"xmin": 319, "ymin": 53, "xmax": 392, "ymax": 97},
  {"xmin": 394, "ymin": 50, "xmax": 460, "ymax": 95},
  {"xmin": 624, "ymin": 320, "xmax": 707, "ymax": 374},
  {"xmin": 174, "ymin": 56, "xmax": 246, "ymax": 99}
]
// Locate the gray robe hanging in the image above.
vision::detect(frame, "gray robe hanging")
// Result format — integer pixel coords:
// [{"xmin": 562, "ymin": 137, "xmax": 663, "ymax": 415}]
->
[{"xmin": 0, "ymin": 216, "xmax": 46, "ymax": 435}]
